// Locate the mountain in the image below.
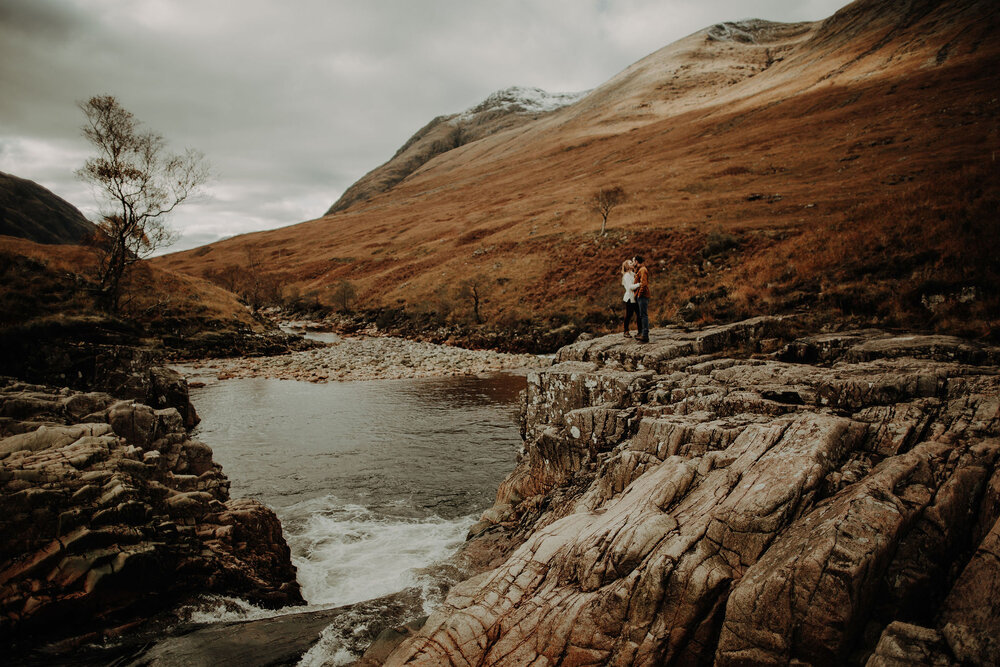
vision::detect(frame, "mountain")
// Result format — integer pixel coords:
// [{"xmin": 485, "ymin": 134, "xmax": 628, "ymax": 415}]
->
[
  {"xmin": 156, "ymin": 0, "xmax": 1000, "ymax": 341},
  {"xmin": 0, "ymin": 171, "xmax": 96, "ymax": 245},
  {"xmin": 326, "ymin": 86, "xmax": 588, "ymax": 214}
]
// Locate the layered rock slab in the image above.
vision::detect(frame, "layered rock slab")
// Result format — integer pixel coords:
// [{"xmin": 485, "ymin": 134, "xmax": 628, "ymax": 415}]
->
[
  {"xmin": 382, "ymin": 321, "xmax": 1000, "ymax": 666},
  {"xmin": 0, "ymin": 378, "xmax": 302, "ymax": 649}
]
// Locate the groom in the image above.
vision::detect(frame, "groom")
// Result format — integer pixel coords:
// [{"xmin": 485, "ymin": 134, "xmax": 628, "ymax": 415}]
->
[{"xmin": 633, "ymin": 255, "xmax": 650, "ymax": 343}]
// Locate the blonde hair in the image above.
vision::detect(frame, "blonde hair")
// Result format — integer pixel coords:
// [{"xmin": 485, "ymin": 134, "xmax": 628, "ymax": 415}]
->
[{"xmin": 620, "ymin": 259, "xmax": 633, "ymax": 274}]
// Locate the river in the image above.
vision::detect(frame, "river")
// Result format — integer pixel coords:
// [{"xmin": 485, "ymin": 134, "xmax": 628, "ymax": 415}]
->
[{"xmin": 172, "ymin": 367, "xmax": 526, "ymax": 661}]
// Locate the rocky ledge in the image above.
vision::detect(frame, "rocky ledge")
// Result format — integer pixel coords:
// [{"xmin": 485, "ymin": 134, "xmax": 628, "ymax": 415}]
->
[
  {"xmin": 378, "ymin": 318, "xmax": 1000, "ymax": 666},
  {"xmin": 0, "ymin": 377, "xmax": 303, "ymax": 653}
]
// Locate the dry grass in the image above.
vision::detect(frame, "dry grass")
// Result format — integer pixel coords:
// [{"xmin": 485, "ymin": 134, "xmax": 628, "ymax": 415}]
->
[{"xmin": 722, "ymin": 160, "xmax": 1000, "ymax": 338}]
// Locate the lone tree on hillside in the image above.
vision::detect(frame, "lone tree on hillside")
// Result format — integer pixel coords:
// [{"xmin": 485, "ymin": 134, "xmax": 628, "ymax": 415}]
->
[
  {"xmin": 331, "ymin": 279, "xmax": 357, "ymax": 313},
  {"xmin": 77, "ymin": 95, "xmax": 210, "ymax": 313},
  {"xmin": 457, "ymin": 275, "xmax": 489, "ymax": 324},
  {"xmin": 590, "ymin": 185, "xmax": 626, "ymax": 235},
  {"xmin": 241, "ymin": 246, "xmax": 269, "ymax": 313}
]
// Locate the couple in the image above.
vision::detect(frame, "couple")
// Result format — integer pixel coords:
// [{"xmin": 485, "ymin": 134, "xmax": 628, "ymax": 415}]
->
[{"xmin": 621, "ymin": 255, "xmax": 650, "ymax": 343}]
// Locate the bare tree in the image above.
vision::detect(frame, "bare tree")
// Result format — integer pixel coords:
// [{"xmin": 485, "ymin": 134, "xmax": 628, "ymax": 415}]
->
[
  {"xmin": 238, "ymin": 245, "xmax": 283, "ymax": 313},
  {"xmin": 242, "ymin": 246, "xmax": 266, "ymax": 312},
  {"xmin": 590, "ymin": 185, "xmax": 627, "ymax": 235},
  {"xmin": 77, "ymin": 95, "xmax": 209, "ymax": 312},
  {"xmin": 457, "ymin": 275, "xmax": 489, "ymax": 324},
  {"xmin": 206, "ymin": 265, "xmax": 242, "ymax": 293},
  {"xmin": 331, "ymin": 279, "xmax": 357, "ymax": 313}
]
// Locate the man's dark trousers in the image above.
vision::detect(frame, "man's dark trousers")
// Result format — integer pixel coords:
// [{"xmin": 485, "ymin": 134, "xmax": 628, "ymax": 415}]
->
[{"xmin": 637, "ymin": 296, "xmax": 649, "ymax": 340}]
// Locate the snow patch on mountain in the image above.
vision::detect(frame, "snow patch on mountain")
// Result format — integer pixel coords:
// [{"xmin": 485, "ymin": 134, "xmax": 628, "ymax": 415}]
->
[
  {"xmin": 706, "ymin": 19, "xmax": 798, "ymax": 44},
  {"xmin": 458, "ymin": 86, "xmax": 589, "ymax": 121}
]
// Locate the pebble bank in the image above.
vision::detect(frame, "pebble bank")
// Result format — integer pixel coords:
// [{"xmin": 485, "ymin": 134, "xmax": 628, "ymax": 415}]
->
[{"xmin": 182, "ymin": 334, "xmax": 549, "ymax": 383}]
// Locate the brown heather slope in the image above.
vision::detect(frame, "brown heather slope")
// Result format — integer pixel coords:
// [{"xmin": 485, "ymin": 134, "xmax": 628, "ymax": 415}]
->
[
  {"xmin": 155, "ymin": 0, "xmax": 1000, "ymax": 340},
  {"xmin": 0, "ymin": 235, "xmax": 259, "ymax": 334}
]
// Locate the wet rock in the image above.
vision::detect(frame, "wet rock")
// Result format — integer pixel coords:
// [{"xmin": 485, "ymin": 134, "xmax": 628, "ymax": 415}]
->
[
  {"xmin": 133, "ymin": 590, "xmax": 426, "ymax": 667},
  {"xmin": 132, "ymin": 607, "xmax": 349, "ymax": 667},
  {"xmin": 61, "ymin": 392, "xmax": 115, "ymax": 421},
  {"xmin": 107, "ymin": 403, "xmax": 158, "ymax": 447},
  {"xmin": 867, "ymin": 622, "xmax": 954, "ymax": 666},
  {"xmin": 936, "ymin": 506, "xmax": 1000, "ymax": 665},
  {"xmin": 380, "ymin": 321, "xmax": 1000, "ymax": 666}
]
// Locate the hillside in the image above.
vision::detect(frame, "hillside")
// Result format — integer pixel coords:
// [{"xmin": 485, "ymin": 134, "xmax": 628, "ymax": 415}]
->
[
  {"xmin": 0, "ymin": 171, "xmax": 96, "ymax": 245},
  {"xmin": 0, "ymin": 235, "xmax": 259, "ymax": 332},
  {"xmin": 156, "ymin": 0, "xmax": 1000, "ymax": 343},
  {"xmin": 0, "ymin": 234, "xmax": 295, "ymax": 389}
]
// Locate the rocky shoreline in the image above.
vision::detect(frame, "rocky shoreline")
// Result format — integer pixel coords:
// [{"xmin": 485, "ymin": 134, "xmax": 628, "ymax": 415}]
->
[
  {"xmin": 0, "ymin": 374, "xmax": 302, "ymax": 658},
  {"xmin": 374, "ymin": 318, "xmax": 1000, "ymax": 666},
  {"xmin": 180, "ymin": 333, "xmax": 549, "ymax": 384}
]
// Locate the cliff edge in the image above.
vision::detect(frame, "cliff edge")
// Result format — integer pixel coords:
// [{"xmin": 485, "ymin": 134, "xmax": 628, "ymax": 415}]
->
[{"xmin": 380, "ymin": 319, "xmax": 1000, "ymax": 665}]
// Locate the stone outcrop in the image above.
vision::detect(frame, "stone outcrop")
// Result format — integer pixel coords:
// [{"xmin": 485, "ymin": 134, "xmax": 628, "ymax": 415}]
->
[
  {"xmin": 0, "ymin": 315, "xmax": 202, "ymax": 429},
  {"xmin": 381, "ymin": 319, "xmax": 1000, "ymax": 666},
  {"xmin": 0, "ymin": 313, "xmax": 317, "ymax": 409},
  {"xmin": 0, "ymin": 377, "xmax": 302, "ymax": 651}
]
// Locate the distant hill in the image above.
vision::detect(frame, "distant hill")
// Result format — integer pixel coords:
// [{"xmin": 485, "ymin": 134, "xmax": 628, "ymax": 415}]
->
[
  {"xmin": 158, "ymin": 0, "xmax": 1000, "ymax": 341},
  {"xmin": 0, "ymin": 171, "xmax": 95, "ymax": 245}
]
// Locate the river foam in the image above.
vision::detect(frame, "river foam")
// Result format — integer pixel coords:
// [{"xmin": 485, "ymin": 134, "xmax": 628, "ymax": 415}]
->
[{"xmin": 290, "ymin": 497, "xmax": 474, "ymax": 607}]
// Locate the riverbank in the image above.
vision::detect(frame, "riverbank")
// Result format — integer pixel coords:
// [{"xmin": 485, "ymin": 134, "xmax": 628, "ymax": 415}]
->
[
  {"xmin": 272, "ymin": 306, "xmax": 594, "ymax": 355},
  {"xmin": 179, "ymin": 333, "xmax": 550, "ymax": 383}
]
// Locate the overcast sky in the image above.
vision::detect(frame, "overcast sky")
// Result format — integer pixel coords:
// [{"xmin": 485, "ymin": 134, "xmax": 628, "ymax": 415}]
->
[{"xmin": 0, "ymin": 0, "xmax": 849, "ymax": 253}]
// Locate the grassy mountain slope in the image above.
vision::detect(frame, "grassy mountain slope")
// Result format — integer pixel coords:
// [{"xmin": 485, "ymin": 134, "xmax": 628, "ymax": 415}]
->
[
  {"xmin": 0, "ymin": 171, "xmax": 96, "ymax": 245},
  {"xmin": 156, "ymin": 0, "xmax": 1000, "ymax": 341}
]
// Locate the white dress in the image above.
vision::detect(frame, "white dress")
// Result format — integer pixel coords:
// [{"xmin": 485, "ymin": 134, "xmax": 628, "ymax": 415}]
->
[{"xmin": 622, "ymin": 271, "xmax": 638, "ymax": 303}]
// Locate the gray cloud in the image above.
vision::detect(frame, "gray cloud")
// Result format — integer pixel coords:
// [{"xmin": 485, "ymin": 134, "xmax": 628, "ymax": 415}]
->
[{"xmin": 0, "ymin": 0, "xmax": 849, "ymax": 254}]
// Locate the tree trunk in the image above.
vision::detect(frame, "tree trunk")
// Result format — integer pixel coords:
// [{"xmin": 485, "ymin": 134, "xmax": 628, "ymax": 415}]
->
[{"xmin": 98, "ymin": 238, "xmax": 128, "ymax": 314}]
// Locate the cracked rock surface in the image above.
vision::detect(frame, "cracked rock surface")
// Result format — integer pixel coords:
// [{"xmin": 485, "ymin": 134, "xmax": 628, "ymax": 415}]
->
[
  {"xmin": 0, "ymin": 377, "xmax": 303, "ymax": 649},
  {"xmin": 381, "ymin": 319, "xmax": 1000, "ymax": 666}
]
